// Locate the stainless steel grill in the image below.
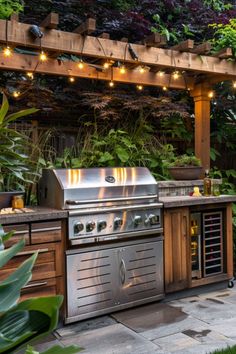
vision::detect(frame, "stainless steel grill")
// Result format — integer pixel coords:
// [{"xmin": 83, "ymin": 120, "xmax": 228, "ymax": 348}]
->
[{"xmin": 39, "ymin": 167, "xmax": 164, "ymax": 323}]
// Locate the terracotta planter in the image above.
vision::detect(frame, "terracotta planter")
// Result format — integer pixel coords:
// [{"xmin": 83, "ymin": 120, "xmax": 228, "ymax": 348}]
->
[
  {"xmin": 0, "ymin": 191, "xmax": 25, "ymax": 209},
  {"xmin": 168, "ymin": 166, "xmax": 203, "ymax": 180}
]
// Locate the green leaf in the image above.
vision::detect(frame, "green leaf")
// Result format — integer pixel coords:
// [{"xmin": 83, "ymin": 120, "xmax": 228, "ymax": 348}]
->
[
  {"xmin": 115, "ymin": 147, "xmax": 129, "ymax": 162},
  {"xmin": 0, "ymin": 226, "xmax": 14, "ymax": 243},
  {"xmin": 40, "ymin": 345, "xmax": 81, "ymax": 354},
  {"xmin": 0, "ymin": 93, "xmax": 9, "ymax": 124},
  {"xmin": 0, "ymin": 238, "xmax": 25, "ymax": 268},
  {"xmin": 5, "ymin": 108, "xmax": 39, "ymax": 124},
  {"xmin": 98, "ymin": 151, "xmax": 114, "ymax": 163}
]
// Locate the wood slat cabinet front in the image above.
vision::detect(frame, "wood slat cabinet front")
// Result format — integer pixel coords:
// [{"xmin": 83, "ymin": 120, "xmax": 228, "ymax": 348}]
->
[
  {"xmin": 1, "ymin": 220, "xmax": 65, "ymax": 299},
  {"xmin": 164, "ymin": 207, "xmax": 190, "ymax": 293}
]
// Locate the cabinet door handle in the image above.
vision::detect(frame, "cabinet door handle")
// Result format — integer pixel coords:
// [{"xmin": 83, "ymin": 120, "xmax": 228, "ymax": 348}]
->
[
  {"xmin": 120, "ymin": 259, "xmax": 126, "ymax": 285},
  {"xmin": 17, "ymin": 248, "xmax": 49, "ymax": 256},
  {"xmin": 22, "ymin": 281, "xmax": 47, "ymax": 289}
]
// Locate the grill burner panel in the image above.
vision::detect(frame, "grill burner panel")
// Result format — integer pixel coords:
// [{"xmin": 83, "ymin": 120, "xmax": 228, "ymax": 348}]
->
[{"xmin": 68, "ymin": 204, "xmax": 162, "ymax": 244}]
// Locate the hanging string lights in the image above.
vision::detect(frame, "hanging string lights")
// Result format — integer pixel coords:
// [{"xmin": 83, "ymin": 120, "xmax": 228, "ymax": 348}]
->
[{"xmin": 3, "ymin": 20, "xmax": 12, "ymax": 57}]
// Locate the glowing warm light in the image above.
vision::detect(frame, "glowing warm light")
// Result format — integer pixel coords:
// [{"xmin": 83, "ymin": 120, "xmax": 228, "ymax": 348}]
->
[
  {"xmin": 139, "ymin": 66, "xmax": 145, "ymax": 74},
  {"xmin": 68, "ymin": 76, "xmax": 75, "ymax": 83},
  {"xmin": 119, "ymin": 65, "xmax": 126, "ymax": 74},
  {"xmin": 26, "ymin": 72, "xmax": 34, "ymax": 79},
  {"xmin": 3, "ymin": 46, "xmax": 12, "ymax": 57},
  {"xmin": 12, "ymin": 91, "xmax": 20, "ymax": 98},
  {"xmin": 208, "ymin": 90, "xmax": 214, "ymax": 98},
  {"xmin": 233, "ymin": 81, "xmax": 236, "ymax": 89},
  {"xmin": 103, "ymin": 61, "xmax": 110, "ymax": 69},
  {"xmin": 173, "ymin": 71, "xmax": 179, "ymax": 80},
  {"xmin": 137, "ymin": 85, "xmax": 143, "ymax": 90},
  {"xmin": 158, "ymin": 70, "xmax": 164, "ymax": 77},
  {"xmin": 78, "ymin": 60, "xmax": 84, "ymax": 69},
  {"xmin": 109, "ymin": 81, "xmax": 114, "ymax": 87},
  {"xmin": 39, "ymin": 51, "xmax": 47, "ymax": 62},
  {"xmin": 162, "ymin": 86, "xmax": 167, "ymax": 91}
]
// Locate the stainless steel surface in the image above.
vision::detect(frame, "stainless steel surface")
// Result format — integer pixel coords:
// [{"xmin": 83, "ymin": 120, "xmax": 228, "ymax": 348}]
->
[
  {"xmin": 39, "ymin": 167, "xmax": 158, "ymax": 210},
  {"xmin": 68, "ymin": 205, "xmax": 162, "ymax": 242},
  {"xmin": 66, "ymin": 238, "xmax": 164, "ymax": 322}
]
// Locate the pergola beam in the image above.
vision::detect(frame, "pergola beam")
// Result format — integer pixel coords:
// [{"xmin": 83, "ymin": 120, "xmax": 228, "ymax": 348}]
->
[
  {"xmin": 0, "ymin": 19, "xmax": 235, "ymax": 78},
  {"xmin": 0, "ymin": 52, "xmax": 194, "ymax": 89}
]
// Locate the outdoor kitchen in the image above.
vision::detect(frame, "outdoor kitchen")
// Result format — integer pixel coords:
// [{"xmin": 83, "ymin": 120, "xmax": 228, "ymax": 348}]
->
[{"xmin": 0, "ymin": 3, "xmax": 236, "ymax": 354}]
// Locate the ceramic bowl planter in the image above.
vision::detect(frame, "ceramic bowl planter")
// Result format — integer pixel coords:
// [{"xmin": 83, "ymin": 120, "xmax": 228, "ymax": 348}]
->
[{"xmin": 168, "ymin": 166, "xmax": 203, "ymax": 180}]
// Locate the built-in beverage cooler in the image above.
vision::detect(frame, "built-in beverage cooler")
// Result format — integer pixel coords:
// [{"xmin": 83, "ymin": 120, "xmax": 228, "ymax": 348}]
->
[{"xmin": 190, "ymin": 210, "xmax": 224, "ymax": 280}]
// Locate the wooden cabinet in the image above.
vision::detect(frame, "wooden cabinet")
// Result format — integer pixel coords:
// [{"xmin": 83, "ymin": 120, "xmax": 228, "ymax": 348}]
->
[
  {"xmin": 164, "ymin": 207, "xmax": 190, "ymax": 293},
  {"xmin": 0, "ymin": 220, "xmax": 65, "ymax": 300},
  {"xmin": 164, "ymin": 203, "xmax": 233, "ymax": 293}
]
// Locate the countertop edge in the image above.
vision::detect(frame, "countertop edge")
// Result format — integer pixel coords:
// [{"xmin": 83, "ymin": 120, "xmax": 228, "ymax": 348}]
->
[{"xmin": 160, "ymin": 195, "xmax": 236, "ymax": 208}]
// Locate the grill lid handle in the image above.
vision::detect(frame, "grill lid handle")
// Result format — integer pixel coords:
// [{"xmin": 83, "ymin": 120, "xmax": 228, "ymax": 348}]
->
[{"xmin": 66, "ymin": 194, "xmax": 158, "ymax": 205}]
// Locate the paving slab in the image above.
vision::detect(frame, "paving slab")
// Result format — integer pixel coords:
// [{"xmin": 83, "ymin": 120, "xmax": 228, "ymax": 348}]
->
[
  {"xmin": 61, "ymin": 323, "xmax": 162, "ymax": 354},
  {"xmin": 153, "ymin": 332, "xmax": 199, "ymax": 352}
]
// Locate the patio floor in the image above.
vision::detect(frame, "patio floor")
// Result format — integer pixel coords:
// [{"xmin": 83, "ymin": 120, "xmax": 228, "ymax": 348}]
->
[{"xmin": 24, "ymin": 283, "xmax": 236, "ymax": 354}]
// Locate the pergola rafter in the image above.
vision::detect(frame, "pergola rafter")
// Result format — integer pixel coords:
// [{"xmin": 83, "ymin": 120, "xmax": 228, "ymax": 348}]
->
[{"xmin": 0, "ymin": 13, "xmax": 235, "ymax": 171}]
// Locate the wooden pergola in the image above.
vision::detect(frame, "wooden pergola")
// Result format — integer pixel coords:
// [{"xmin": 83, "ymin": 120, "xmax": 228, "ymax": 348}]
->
[{"xmin": 0, "ymin": 13, "xmax": 236, "ymax": 171}]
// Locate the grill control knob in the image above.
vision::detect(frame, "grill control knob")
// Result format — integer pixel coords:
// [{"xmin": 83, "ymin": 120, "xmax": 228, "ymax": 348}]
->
[
  {"xmin": 86, "ymin": 221, "xmax": 96, "ymax": 232},
  {"xmin": 98, "ymin": 220, "xmax": 107, "ymax": 232},
  {"xmin": 114, "ymin": 217, "xmax": 123, "ymax": 229},
  {"xmin": 74, "ymin": 221, "xmax": 84, "ymax": 234},
  {"xmin": 134, "ymin": 215, "xmax": 142, "ymax": 227},
  {"xmin": 148, "ymin": 214, "xmax": 160, "ymax": 226}
]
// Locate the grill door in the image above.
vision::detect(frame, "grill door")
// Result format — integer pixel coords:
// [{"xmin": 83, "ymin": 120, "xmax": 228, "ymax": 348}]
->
[{"xmin": 66, "ymin": 239, "xmax": 164, "ymax": 323}]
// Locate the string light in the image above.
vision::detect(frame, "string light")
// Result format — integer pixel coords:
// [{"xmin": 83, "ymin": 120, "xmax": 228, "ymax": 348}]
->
[
  {"xmin": 208, "ymin": 90, "xmax": 214, "ymax": 98},
  {"xmin": 158, "ymin": 70, "xmax": 164, "ymax": 77},
  {"xmin": 172, "ymin": 70, "xmax": 180, "ymax": 80},
  {"xmin": 233, "ymin": 81, "xmax": 236, "ymax": 89},
  {"xmin": 103, "ymin": 61, "xmax": 111, "ymax": 69},
  {"xmin": 68, "ymin": 76, "xmax": 75, "ymax": 83},
  {"xmin": 12, "ymin": 91, "xmax": 20, "ymax": 98},
  {"xmin": 162, "ymin": 86, "xmax": 168, "ymax": 91},
  {"xmin": 26, "ymin": 72, "xmax": 34, "ymax": 79},
  {"xmin": 3, "ymin": 46, "xmax": 12, "ymax": 57},
  {"xmin": 109, "ymin": 81, "xmax": 114, "ymax": 87},
  {"xmin": 137, "ymin": 85, "xmax": 143, "ymax": 91},
  {"xmin": 39, "ymin": 50, "xmax": 47, "ymax": 62},
  {"xmin": 78, "ymin": 59, "xmax": 84, "ymax": 69},
  {"xmin": 119, "ymin": 64, "xmax": 126, "ymax": 74},
  {"xmin": 139, "ymin": 66, "xmax": 145, "ymax": 74}
]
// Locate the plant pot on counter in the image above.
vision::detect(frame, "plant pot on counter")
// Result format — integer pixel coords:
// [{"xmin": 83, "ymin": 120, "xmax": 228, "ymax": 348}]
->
[
  {"xmin": 168, "ymin": 166, "xmax": 203, "ymax": 180},
  {"xmin": 0, "ymin": 191, "xmax": 25, "ymax": 209}
]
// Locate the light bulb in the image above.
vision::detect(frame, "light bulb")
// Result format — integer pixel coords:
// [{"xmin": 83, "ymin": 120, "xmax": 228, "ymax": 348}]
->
[
  {"xmin": 173, "ymin": 71, "xmax": 179, "ymax": 80},
  {"xmin": 3, "ymin": 46, "xmax": 12, "ymax": 57},
  {"xmin": 162, "ymin": 86, "xmax": 167, "ymax": 91},
  {"xmin": 109, "ymin": 81, "xmax": 114, "ymax": 87},
  {"xmin": 39, "ymin": 51, "xmax": 47, "ymax": 62},
  {"xmin": 69, "ymin": 76, "xmax": 75, "ymax": 83},
  {"xmin": 158, "ymin": 71, "xmax": 164, "ymax": 77},
  {"xmin": 120, "ymin": 65, "xmax": 126, "ymax": 74},
  {"xmin": 103, "ymin": 61, "xmax": 110, "ymax": 69},
  {"xmin": 137, "ymin": 85, "xmax": 143, "ymax": 91},
  {"xmin": 233, "ymin": 81, "xmax": 236, "ymax": 89},
  {"xmin": 12, "ymin": 91, "xmax": 20, "ymax": 98},
  {"xmin": 139, "ymin": 66, "xmax": 145, "ymax": 74},
  {"xmin": 208, "ymin": 91, "xmax": 214, "ymax": 98},
  {"xmin": 26, "ymin": 72, "xmax": 34, "ymax": 79},
  {"xmin": 78, "ymin": 60, "xmax": 84, "ymax": 69}
]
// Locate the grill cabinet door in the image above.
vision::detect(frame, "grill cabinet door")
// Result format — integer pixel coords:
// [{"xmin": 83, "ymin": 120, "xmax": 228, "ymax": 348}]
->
[
  {"xmin": 117, "ymin": 240, "xmax": 164, "ymax": 304},
  {"xmin": 66, "ymin": 249, "xmax": 117, "ymax": 319}
]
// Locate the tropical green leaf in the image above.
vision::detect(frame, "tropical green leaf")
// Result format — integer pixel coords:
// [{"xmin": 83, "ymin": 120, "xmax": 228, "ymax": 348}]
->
[
  {"xmin": 39, "ymin": 345, "xmax": 81, "ymax": 354},
  {"xmin": 115, "ymin": 147, "xmax": 130, "ymax": 162},
  {"xmin": 0, "ymin": 226, "xmax": 14, "ymax": 243},
  {"xmin": 98, "ymin": 151, "xmax": 114, "ymax": 163},
  {"xmin": 0, "ymin": 93, "xmax": 9, "ymax": 124},
  {"xmin": 0, "ymin": 238, "xmax": 25, "ymax": 268},
  {"xmin": 5, "ymin": 108, "xmax": 39, "ymax": 124}
]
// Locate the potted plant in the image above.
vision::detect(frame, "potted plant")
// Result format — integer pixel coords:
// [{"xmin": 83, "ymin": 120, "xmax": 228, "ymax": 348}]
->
[
  {"xmin": 0, "ymin": 93, "xmax": 38, "ymax": 208},
  {"xmin": 168, "ymin": 154, "xmax": 203, "ymax": 180}
]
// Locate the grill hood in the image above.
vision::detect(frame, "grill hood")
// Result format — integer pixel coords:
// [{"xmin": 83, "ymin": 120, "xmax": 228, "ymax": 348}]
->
[{"xmin": 39, "ymin": 167, "xmax": 158, "ymax": 209}]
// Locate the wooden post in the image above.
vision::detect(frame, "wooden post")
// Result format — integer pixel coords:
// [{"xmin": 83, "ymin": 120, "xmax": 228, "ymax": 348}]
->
[{"xmin": 190, "ymin": 83, "xmax": 211, "ymax": 172}]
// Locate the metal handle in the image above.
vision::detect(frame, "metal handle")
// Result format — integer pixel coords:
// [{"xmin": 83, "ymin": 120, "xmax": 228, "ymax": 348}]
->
[
  {"xmin": 31, "ymin": 227, "xmax": 61, "ymax": 233},
  {"xmin": 66, "ymin": 194, "xmax": 158, "ymax": 205},
  {"xmin": 120, "ymin": 259, "xmax": 126, "ymax": 285},
  {"xmin": 183, "ymin": 215, "xmax": 187, "ymax": 238},
  {"xmin": 22, "ymin": 281, "xmax": 47, "ymax": 289},
  {"xmin": 17, "ymin": 248, "xmax": 49, "ymax": 256}
]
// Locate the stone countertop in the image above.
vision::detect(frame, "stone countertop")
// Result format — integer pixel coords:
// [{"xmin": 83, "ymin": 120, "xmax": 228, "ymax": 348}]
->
[
  {"xmin": 159, "ymin": 195, "xmax": 236, "ymax": 208},
  {"xmin": 0, "ymin": 207, "xmax": 68, "ymax": 224}
]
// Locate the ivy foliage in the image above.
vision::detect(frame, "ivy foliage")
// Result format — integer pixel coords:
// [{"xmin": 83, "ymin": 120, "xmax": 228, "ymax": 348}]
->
[
  {"xmin": 0, "ymin": 0, "xmax": 23, "ymax": 19},
  {"xmin": 210, "ymin": 19, "xmax": 236, "ymax": 56}
]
